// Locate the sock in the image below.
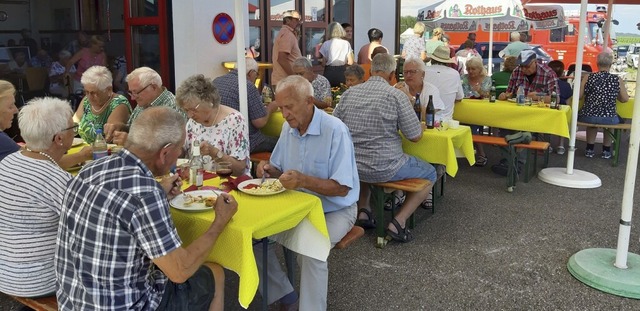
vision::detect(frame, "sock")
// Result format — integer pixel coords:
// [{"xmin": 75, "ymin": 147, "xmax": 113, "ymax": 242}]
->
[
  {"xmin": 280, "ymin": 290, "xmax": 298, "ymax": 305},
  {"xmin": 586, "ymin": 143, "xmax": 595, "ymax": 151},
  {"xmin": 603, "ymin": 146, "xmax": 611, "ymax": 152}
]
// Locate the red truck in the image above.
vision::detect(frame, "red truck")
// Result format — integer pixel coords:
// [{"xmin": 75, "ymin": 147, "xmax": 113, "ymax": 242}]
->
[{"xmin": 445, "ymin": 9, "xmax": 614, "ymax": 74}]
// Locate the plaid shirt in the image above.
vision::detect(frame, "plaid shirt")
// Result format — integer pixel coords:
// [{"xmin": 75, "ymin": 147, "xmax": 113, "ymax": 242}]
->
[
  {"xmin": 334, "ymin": 76, "xmax": 422, "ymax": 183},
  {"xmin": 128, "ymin": 88, "xmax": 186, "ymax": 125},
  {"xmin": 506, "ymin": 61, "xmax": 559, "ymax": 96},
  {"xmin": 213, "ymin": 70, "xmax": 269, "ymax": 151},
  {"xmin": 55, "ymin": 150, "xmax": 182, "ymax": 310}
]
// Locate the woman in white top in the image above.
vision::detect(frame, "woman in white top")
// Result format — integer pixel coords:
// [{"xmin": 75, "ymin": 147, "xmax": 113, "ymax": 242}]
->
[
  {"xmin": 319, "ymin": 22, "xmax": 354, "ymax": 87},
  {"xmin": 0, "ymin": 97, "xmax": 76, "ymax": 297}
]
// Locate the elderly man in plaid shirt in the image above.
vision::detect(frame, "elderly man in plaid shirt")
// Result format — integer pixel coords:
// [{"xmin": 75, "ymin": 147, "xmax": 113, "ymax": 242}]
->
[
  {"xmin": 55, "ymin": 107, "xmax": 237, "ymax": 311},
  {"xmin": 334, "ymin": 53, "xmax": 436, "ymax": 243}
]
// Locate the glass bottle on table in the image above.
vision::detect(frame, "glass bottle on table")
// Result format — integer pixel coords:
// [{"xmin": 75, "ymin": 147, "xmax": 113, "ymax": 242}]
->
[
  {"xmin": 426, "ymin": 95, "xmax": 435, "ymax": 129},
  {"xmin": 413, "ymin": 92, "xmax": 421, "ymax": 121},
  {"xmin": 261, "ymin": 85, "xmax": 273, "ymax": 105},
  {"xmin": 92, "ymin": 129, "xmax": 108, "ymax": 160},
  {"xmin": 189, "ymin": 141, "xmax": 204, "ymax": 187},
  {"xmin": 516, "ymin": 84, "xmax": 525, "ymax": 105}
]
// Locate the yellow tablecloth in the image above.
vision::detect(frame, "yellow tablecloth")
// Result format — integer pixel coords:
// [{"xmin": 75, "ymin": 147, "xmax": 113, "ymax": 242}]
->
[
  {"xmin": 453, "ymin": 99, "xmax": 572, "ymax": 138},
  {"xmin": 262, "ymin": 111, "xmax": 286, "ymax": 138},
  {"xmin": 401, "ymin": 125, "xmax": 476, "ymax": 177},
  {"xmin": 172, "ymin": 178, "xmax": 329, "ymax": 309}
]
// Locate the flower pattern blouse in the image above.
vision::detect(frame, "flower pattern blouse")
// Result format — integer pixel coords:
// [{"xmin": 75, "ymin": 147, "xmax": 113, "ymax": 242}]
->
[
  {"xmin": 78, "ymin": 94, "xmax": 131, "ymax": 143},
  {"xmin": 184, "ymin": 110, "xmax": 250, "ymax": 175},
  {"xmin": 461, "ymin": 75, "xmax": 492, "ymax": 98}
]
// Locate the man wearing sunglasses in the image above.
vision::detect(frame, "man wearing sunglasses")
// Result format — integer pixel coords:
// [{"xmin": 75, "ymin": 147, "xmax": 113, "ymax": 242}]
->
[{"xmin": 104, "ymin": 67, "xmax": 186, "ymax": 145}]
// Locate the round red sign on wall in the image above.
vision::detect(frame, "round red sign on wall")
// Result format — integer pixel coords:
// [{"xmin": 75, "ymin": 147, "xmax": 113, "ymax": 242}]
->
[{"xmin": 212, "ymin": 13, "xmax": 235, "ymax": 44}]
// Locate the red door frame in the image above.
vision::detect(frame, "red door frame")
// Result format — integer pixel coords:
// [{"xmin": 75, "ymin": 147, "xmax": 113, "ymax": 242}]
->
[{"xmin": 123, "ymin": 0, "xmax": 172, "ymax": 89}]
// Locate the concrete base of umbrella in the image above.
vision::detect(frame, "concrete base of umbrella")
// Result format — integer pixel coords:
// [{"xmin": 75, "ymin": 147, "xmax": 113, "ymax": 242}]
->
[
  {"xmin": 537, "ymin": 167, "xmax": 601, "ymax": 189},
  {"xmin": 568, "ymin": 248, "xmax": 640, "ymax": 299}
]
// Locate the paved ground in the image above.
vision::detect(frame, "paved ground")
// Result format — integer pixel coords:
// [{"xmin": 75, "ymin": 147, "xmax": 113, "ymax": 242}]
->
[{"xmin": 3, "ymin": 135, "xmax": 640, "ymax": 310}]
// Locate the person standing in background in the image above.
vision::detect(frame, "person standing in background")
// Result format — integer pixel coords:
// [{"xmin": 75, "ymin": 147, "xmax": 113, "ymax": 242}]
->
[
  {"xmin": 357, "ymin": 28, "xmax": 386, "ymax": 64},
  {"xmin": 319, "ymin": 22, "xmax": 354, "ymax": 87},
  {"xmin": 271, "ymin": 10, "xmax": 303, "ymax": 87}
]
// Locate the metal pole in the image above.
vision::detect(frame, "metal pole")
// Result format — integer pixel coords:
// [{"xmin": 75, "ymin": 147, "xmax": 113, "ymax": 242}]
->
[
  {"xmin": 614, "ymin": 65, "xmax": 640, "ymax": 269},
  {"xmin": 235, "ymin": 0, "xmax": 249, "ymax": 119}
]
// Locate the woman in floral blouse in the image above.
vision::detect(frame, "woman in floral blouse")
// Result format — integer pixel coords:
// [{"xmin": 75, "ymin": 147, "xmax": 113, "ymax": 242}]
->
[{"xmin": 176, "ymin": 74, "xmax": 250, "ymax": 176}]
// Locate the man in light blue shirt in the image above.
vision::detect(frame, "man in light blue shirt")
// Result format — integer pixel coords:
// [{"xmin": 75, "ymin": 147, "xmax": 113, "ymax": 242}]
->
[{"xmin": 255, "ymin": 75, "xmax": 359, "ymax": 311}]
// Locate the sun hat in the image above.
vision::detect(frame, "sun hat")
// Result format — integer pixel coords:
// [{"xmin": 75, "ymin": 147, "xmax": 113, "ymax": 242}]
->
[
  {"xmin": 517, "ymin": 49, "xmax": 537, "ymax": 66},
  {"xmin": 429, "ymin": 45, "xmax": 455, "ymax": 64},
  {"xmin": 282, "ymin": 10, "xmax": 301, "ymax": 20}
]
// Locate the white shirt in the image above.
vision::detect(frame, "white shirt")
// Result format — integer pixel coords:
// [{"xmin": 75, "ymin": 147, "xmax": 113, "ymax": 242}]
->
[
  {"xmin": 425, "ymin": 65, "xmax": 464, "ymax": 121},
  {"xmin": 319, "ymin": 38, "xmax": 352, "ymax": 66},
  {"xmin": 419, "ymin": 81, "xmax": 446, "ymax": 121}
]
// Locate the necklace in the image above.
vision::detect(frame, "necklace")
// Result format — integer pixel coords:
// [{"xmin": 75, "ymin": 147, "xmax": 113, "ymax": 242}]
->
[
  {"xmin": 206, "ymin": 106, "xmax": 222, "ymax": 126},
  {"xmin": 91, "ymin": 93, "xmax": 114, "ymax": 115},
  {"xmin": 24, "ymin": 147, "xmax": 59, "ymax": 167}
]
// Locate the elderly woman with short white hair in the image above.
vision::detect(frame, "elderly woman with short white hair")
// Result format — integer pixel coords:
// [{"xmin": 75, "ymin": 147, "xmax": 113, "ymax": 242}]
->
[
  {"xmin": 0, "ymin": 97, "xmax": 76, "ymax": 298},
  {"xmin": 319, "ymin": 22, "xmax": 354, "ymax": 87},
  {"xmin": 176, "ymin": 74, "xmax": 250, "ymax": 176},
  {"xmin": 394, "ymin": 57, "xmax": 445, "ymax": 122},
  {"xmin": 402, "ymin": 22, "xmax": 427, "ymax": 61},
  {"xmin": 74, "ymin": 65, "xmax": 131, "ymax": 143},
  {"xmin": 292, "ymin": 57, "xmax": 332, "ymax": 109}
]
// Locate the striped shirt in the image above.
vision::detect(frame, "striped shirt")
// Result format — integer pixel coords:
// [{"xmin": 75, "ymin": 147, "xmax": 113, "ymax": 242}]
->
[
  {"xmin": 0, "ymin": 152, "xmax": 70, "ymax": 297},
  {"xmin": 55, "ymin": 150, "xmax": 182, "ymax": 310},
  {"xmin": 334, "ymin": 76, "xmax": 422, "ymax": 183},
  {"xmin": 127, "ymin": 88, "xmax": 186, "ymax": 125}
]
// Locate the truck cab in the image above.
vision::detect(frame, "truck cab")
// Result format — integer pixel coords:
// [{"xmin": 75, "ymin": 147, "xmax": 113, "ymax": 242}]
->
[{"xmin": 626, "ymin": 43, "xmax": 640, "ymax": 69}]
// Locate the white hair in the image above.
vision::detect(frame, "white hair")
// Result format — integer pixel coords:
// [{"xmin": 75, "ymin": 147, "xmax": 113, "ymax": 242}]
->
[
  {"xmin": 371, "ymin": 53, "xmax": 396, "ymax": 74},
  {"xmin": 276, "ymin": 75, "xmax": 313, "ymax": 99},
  {"xmin": 19, "ymin": 97, "xmax": 73, "ymax": 150},
  {"xmin": 126, "ymin": 66, "xmax": 162, "ymax": 87},
  {"xmin": 403, "ymin": 57, "xmax": 426, "ymax": 72},
  {"xmin": 81, "ymin": 66, "xmax": 113, "ymax": 90},
  {"xmin": 126, "ymin": 107, "xmax": 186, "ymax": 152},
  {"xmin": 510, "ymin": 32, "xmax": 521, "ymax": 41}
]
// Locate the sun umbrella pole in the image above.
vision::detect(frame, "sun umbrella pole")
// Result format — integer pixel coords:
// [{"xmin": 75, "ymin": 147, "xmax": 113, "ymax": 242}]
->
[
  {"xmin": 565, "ymin": 0, "xmax": 588, "ymax": 175},
  {"xmin": 235, "ymin": 0, "xmax": 249, "ymax": 119},
  {"xmin": 614, "ymin": 68, "xmax": 640, "ymax": 269},
  {"xmin": 488, "ymin": 17, "xmax": 494, "ymax": 76}
]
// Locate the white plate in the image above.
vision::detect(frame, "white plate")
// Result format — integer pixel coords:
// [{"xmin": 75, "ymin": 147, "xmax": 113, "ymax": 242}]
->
[
  {"xmin": 72, "ymin": 138, "xmax": 84, "ymax": 146},
  {"xmin": 170, "ymin": 190, "xmax": 218, "ymax": 211},
  {"xmin": 507, "ymin": 98, "xmax": 517, "ymax": 103},
  {"xmin": 237, "ymin": 178, "xmax": 286, "ymax": 196}
]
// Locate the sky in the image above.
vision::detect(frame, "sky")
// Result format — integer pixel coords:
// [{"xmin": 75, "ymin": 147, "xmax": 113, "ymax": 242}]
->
[{"xmin": 400, "ymin": 1, "xmax": 640, "ymax": 34}]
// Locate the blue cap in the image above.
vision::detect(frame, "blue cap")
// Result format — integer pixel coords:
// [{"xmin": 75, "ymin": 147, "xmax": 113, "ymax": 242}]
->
[{"xmin": 517, "ymin": 49, "xmax": 537, "ymax": 66}]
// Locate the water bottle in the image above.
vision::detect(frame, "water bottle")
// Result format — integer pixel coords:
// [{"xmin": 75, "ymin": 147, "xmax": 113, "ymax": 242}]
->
[
  {"xmin": 489, "ymin": 80, "xmax": 496, "ymax": 103},
  {"xmin": 516, "ymin": 85, "xmax": 525, "ymax": 105},
  {"xmin": 414, "ymin": 93, "xmax": 421, "ymax": 121},
  {"xmin": 261, "ymin": 85, "xmax": 273, "ymax": 105},
  {"xmin": 189, "ymin": 141, "xmax": 204, "ymax": 187},
  {"xmin": 92, "ymin": 129, "xmax": 109, "ymax": 160},
  {"xmin": 426, "ymin": 95, "xmax": 435, "ymax": 129}
]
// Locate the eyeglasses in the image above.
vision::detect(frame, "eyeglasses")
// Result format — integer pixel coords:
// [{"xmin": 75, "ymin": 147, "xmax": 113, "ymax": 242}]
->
[
  {"xmin": 128, "ymin": 84, "xmax": 151, "ymax": 97},
  {"xmin": 62, "ymin": 123, "xmax": 79, "ymax": 134},
  {"xmin": 84, "ymin": 89, "xmax": 103, "ymax": 96},
  {"xmin": 403, "ymin": 69, "xmax": 421, "ymax": 75},
  {"xmin": 183, "ymin": 103, "xmax": 201, "ymax": 114}
]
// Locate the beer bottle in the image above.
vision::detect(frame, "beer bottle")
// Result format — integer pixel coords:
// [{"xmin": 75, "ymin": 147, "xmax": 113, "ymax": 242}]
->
[
  {"xmin": 426, "ymin": 95, "xmax": 435, "ymax": 129},
  {"xmin": 414, "ymin": 93, "xmax": 421, "ymax": 121},
  {"xmin": 489, "ymin": 80, "xmax": 496, "ymax": 103}
]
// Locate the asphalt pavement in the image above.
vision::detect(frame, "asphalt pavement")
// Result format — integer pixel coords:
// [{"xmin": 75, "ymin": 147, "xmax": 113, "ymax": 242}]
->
[{"xmin": 3, "ymin": 135, "xmax": 640, "ymax": 311}]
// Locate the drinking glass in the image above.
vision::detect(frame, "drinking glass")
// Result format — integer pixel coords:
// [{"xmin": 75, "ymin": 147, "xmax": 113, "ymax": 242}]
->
[{"xmin": 215, "ymin": 162, "xmax": 233, "ymax": 182}]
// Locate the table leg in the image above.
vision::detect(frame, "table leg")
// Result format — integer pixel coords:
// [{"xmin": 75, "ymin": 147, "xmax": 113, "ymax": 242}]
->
[{"xmin": 262, "ymin": 238, "xmax": 268, "ymax": 311}]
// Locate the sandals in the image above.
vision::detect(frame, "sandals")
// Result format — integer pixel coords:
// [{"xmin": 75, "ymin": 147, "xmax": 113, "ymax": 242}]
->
[
  {"xmin": 474, "ymin": 155, "xmax": 488, "ymax": 167},
  {"xmin": 420, "ymin": 197, "xmax": 433, "ymax": 210},
  {"xmin": 386, "ymin": 218, "xmax": 413, "ymax": 243},
  {"xmin": 355, "ymin": 208, "xmax": 376, "ymax": 229}
]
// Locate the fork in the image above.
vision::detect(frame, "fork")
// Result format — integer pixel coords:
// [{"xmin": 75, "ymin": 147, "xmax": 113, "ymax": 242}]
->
[{"xmin": 260, "ymin": 174, "xmax": 266, "ymax": 186}]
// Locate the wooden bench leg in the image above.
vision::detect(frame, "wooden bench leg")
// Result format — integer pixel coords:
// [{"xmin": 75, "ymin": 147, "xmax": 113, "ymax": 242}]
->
[{"xmin": 613, "ymin": 129, "xmax": 622, "ymax": 167}]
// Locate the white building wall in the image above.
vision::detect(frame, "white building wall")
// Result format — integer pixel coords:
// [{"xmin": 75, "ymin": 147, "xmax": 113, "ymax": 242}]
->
[
  {"xmin": 354, "ymin": 0, "xmax": 397, "ymax": 55},
  {"xmin": 172, "ymin": 0, "xmax": 249, "ymax": 86}
]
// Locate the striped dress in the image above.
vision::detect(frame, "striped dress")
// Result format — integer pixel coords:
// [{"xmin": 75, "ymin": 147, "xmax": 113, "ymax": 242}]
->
[{"xmin": 0, "ymin": 152, "xmax": 71, "ymax": 297}]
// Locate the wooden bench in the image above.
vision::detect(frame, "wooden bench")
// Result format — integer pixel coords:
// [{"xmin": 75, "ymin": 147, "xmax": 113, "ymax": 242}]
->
[
  {"xmin": 11, "ymin": 295, "xmax": 57, "ymax": 311},
  {"xmin": 369, "ymin": 178, "xmax": 432, "ymax": 248},
  {"xmin": 472, "ymin": 135, "xmax": 550, "ymax": 191},
  {"xmin": 577, "ymin": 122, "xmax": 632, "ymax": 166}
]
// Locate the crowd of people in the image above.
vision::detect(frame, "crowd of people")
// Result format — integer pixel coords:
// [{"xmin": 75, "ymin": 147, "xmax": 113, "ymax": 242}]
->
[{"xmin": 0, "ymin": 11, "xmax": 631, "ymax": 311}]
